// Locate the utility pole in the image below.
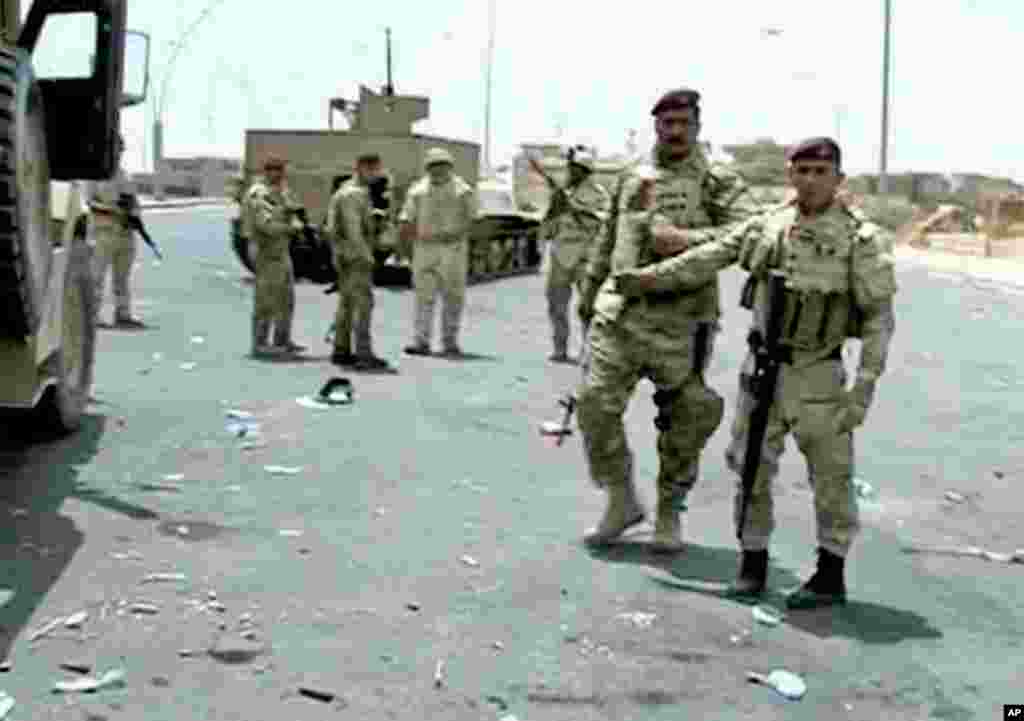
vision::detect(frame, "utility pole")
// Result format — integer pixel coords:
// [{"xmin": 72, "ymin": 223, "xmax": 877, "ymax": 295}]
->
[
  {"xmin": 384, "ymin": 28, "xmax": 394, "ymax": 96},
  {"xmin": 878, "ymin": 0, "xmax": 892, "ymax": 193},
  {"xmin": 483, "ymin": 0, "xmax": 496, "ymax": 174}
]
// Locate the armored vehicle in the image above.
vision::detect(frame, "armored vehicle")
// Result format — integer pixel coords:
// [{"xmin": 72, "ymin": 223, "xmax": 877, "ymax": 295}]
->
[{"xmin": 0, "ymin": 0, "xmax": 148, "ymax": 435}]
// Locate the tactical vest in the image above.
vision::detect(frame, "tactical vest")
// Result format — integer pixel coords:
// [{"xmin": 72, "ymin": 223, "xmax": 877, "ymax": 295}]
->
[{"xmin": 741, "ymin": 201, "xmax": 867, "ymax": 350}]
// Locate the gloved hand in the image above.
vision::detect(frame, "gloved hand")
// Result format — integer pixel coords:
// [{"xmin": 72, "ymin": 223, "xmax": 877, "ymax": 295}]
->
[
  {"xmin": 614, "ymin": 268, "xmax": 657, "ymax": 297},
  {"xmin": 835, "ymin": 377, "xmax": 875, "ymax": 434}
]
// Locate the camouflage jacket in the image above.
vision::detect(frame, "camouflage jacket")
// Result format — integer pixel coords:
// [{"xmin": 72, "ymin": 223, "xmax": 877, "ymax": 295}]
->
[
  {"xmin": 587, "ymin": 145, "xmax": 759, "ymax": 328},
  {"xmin": 327, "ymin": 179, "xmax": 374, "ymax": 268},
  {"xmin": 86, "ymin": 169, "xmax": 136, "ymax": 231},
  {"xmin": 244, "ymin": 179, "xmax": 300, "ymax": 261}
]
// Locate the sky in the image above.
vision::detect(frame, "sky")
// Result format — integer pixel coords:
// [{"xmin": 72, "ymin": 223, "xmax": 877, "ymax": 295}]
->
[{"xmin": 52, "ymin": 0, "xmax": 1022, "ymax": 181}]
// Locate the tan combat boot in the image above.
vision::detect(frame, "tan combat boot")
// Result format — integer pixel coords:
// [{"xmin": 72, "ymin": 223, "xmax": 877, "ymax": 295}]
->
[
  {"xmin": 583, "ymin": 482, "xmax": 645, "ymax": 547},
  {"xmin": 650, "ymin": 501, "xmax": 685, "ymax": 553}
]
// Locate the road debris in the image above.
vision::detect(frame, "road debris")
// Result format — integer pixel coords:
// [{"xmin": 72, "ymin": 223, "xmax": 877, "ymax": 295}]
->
[
  {"xmin": 433, "ymin": 659, "xmax": 445, "ymax": 688},
  {"xmin": 63, "ymin": 611, "xmax": 88, "ymax": 629},
  {"xmin": 485, "ymin": 694, "xmax": 509, "ymax": 711},
  {"xmin": 317, "ymin": 377, "xmax": 354, "ymax": 405},
  {"xmin": 59, "ymin": 663, "xmax": 92, "ymax": 675},
  {"xmin": 852, "ymin": 477, "xmax": 876, "ymax": 500},
  {"xmin": 179, "ymin": 362, "xmax": 197, "ymax": 371},
  {"xmin": 279, "ymin": 529, "xmax": 303, "ymax": 537},
  {"xmin": 142, "ymin": 572, "xmax": 187, "ymax": 584},
  {"xmin": 747, "ymin": 669, "xmax": 806, "ymax": 700},
  {"xmin": 752, "ymin": 605, "xmax": 784, "ymax": 627},
  {"xmin": 264, "ymin": 465, "xmax": 303, "ymax": 476},
  {"xmin": 110, "ymin": 550, "xmax": 143, "ymax": 561},
  {"xmin": 490, "ymin": 641, "xmax": 505, "ymax": 651},
  {"xmin": 190, "ymin": 335, "xmax": 206, "ymax": 345},
  {"xmin": 902, "ymin": 544, "xmax": 1024, "ymax": 564},
  {"xmin": 405, "ymin": 602, "xmax": 421, "ymax": 612},
  {"xmin": 944, "ymin": 491, "xmax": 966, "ymax": 503},
  {"xmin": 28, "ymin": 618, "xmax": 63, "ymax": 642},
  {"xmin": 298, "ymin": 686, "xmax": 336, "ymax": 703},
  {"xmin": 296, "ymin": 396, "xmax": 330, "ymax": 410},
  {"xmin": 459, "ymin": 555, "xmax": 480, "ymax": 567},
  {"xmin": 615, "ymin": 611, "xmax": 657, "ymax": 628},
  {"xmin": 0, "ymin": 662, "xmax": 9, "ymax": 673},
  {"xmin": 729, "ymin": 630, "xmax": 753, "ymax": 647},
  {"xmin": 163, "ymin": 473, "xmax": 185, "ymax": 482},
  {"xmin": 10, "ymin": 508, "xmax": 27, "ymax": 518},
  {"xmin": 135, "ymin": 481, "xmax": 182, "ymax": 493},
  {"xmin": 178, "ymin": 649, "xmax": 195, "ymax": 658},
  {"xmin": 129, "ymin": 603, "xmax": 159, "ymax": 615},
  {"xmin": 53, "ymin": 668, "xmax": 126, "ymax": 694},
  {"xmin": 0, "ymin": 691, "xmax": 12, "ymax": 718}
]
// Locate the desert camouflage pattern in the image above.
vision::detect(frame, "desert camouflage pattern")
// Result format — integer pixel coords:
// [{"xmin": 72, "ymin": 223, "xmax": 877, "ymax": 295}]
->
[
  {"xmin": 577, "ymin": 146, "xmax": 758, "ymax": 509},
  {"xmin": 400, "ymin": 174, "xmax": 477, "ymax": 348},
  {"xmin": 87, "ymin": 170, "xmax": 137, "ymax": 320},
  {"xmin": 245, "ymin": 179, "xmax": 302, "ymax": 348},
  {"xmin": 328, "ymin": 179, "xmax": 377, "ymax": 356},
  {"xmin": 641, "ymin": 199, "xmax": 897, "ymax": 556},
  {"xmin": 545, "ymin": 177, "xmax": 611, "ymax": 356}
]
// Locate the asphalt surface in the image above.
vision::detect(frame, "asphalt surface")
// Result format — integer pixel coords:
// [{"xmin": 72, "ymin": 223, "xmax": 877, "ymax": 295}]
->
[{"xmin": 0, "ymin": 205, "xmax": 1022, "ymax": 720}]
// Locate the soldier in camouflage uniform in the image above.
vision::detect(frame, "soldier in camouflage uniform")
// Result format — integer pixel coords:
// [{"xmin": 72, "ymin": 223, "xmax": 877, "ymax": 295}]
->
[
  {"xmin": 615, "ymin": 137, "xmax": 897, "ymax": 608},
  {"xmin": 543, "ymin": 146, "xmax": 611, "ymax": 363},
  {"xmin": 244, "ymin": 155, "xmax": 306, "ymax": 357},
  {"xmin": 575, "ymin": 88, "xmax": 759, "ymax": 552},
  {"xmin": 326, "ymin": 153, "xmax": 392, "ymax": 371},
  {"xmin": 88, "ymin": 136, "xmax": 145, "ymax": 328}
]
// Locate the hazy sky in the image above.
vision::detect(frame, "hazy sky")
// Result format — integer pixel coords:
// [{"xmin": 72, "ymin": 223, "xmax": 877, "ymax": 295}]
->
[{"xmin": 76, "ymin": 0, "xmax": 1020, "ymax": 180}]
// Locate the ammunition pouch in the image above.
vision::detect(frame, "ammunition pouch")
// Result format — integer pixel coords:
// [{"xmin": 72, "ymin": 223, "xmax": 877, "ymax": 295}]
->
[
  {"xmin": 653, "ymin": 388, "xmax": 682, "ymax": 431},
  {"xmin": 746, "ymin": 329, "xmax": 841, "ymax": 366}
]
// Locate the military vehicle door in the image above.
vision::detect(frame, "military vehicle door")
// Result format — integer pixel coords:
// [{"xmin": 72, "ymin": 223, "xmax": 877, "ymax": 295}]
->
[{"xmin": 17, "ymin": 0, "xmax": 134, "ymax": 179}]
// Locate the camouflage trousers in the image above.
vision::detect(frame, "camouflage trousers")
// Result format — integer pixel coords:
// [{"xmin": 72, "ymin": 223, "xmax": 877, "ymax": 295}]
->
[
  {"xmin": 577, "ymin": 313, "xmax": 725, "ymax": 508},
  {"xmin": 411, "ymin": 239, "xmax": 468, "ymax": 348},
  {"xmin": 545, "ymin": 242, "xmax": 587, "ymax": 356},
  {"xmin": 726, "ymin": 354, "xmax": 859, "ymax": 558},
  {"xmin": 333, "ymin": 261, "xmax": 374, "ymax": 356},
  {"xmin": 91, "ymin": 223, "xmax": 135, "ymax": 320},
  {"xmin": 251, "ymin": 253, "xmax": 295, "ymax": 347}
]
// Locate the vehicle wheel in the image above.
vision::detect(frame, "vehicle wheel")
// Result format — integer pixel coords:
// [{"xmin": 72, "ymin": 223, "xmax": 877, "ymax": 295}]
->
[
  {"xmin": 0, "ymin": 46, "xmax": 52, "ymax": 339},
  {"xmin": 34, "ymin": 240, "xmax": 96, "ymax": 435}
]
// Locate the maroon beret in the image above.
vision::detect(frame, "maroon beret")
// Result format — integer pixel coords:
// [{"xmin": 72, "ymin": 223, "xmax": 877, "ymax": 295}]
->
[
  {"xmin": 651, "ymin": 88, "xmax": 701, "ymax": 116},
  {"xmin": 786, "ymin": 137, "xmax": 842, "ymax": 167}
]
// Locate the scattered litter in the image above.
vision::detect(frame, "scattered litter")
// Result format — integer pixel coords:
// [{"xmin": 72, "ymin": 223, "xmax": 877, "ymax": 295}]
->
[
  {"xmin": 901, "ymin": 544, "xmax": 1024, "ymax": 564},
  {"xmin": 539, "ymin": 420, "xmax": 572, "ymax": 437},
  {"xmin": 28, "ymin": 618, "xmax": 63, "ymax": 642},
  {"xmin": 747, "ymin": 669, "xmax": 806, "ymax": 700},
  {"xmin": 405, "ymin": 602, "xmax": 421, "ymax": 612},
  {"xmin": 752, "ymin": 605, "xmax": 784, "ymax": 627},
  {"xmin": 135, "ymin": 481, "xmax": 182, "ymax": 493},
  {"xmin": 491, "ymin": 641, "xmax": 505, "ymax": 651},
  {"xmin": 110, "ymin": 551, "xmax": 143, "ymax": 561},
  {"xmin": 615, "ymin": 611, "xmax": 657, "ymax": 628},
  {"xmin": 279, "ymin": 529, "xmax": 303, "ymax": 537},
  {"xmin": 264, "ymin": 465, "xmax": 303, "ymax": 476},
  {"xmin": 729, "ymin": 630, "xmax": 753, "ymax": 647},
  {"xmin": 433, "ymin": 659, "xmax": 445, "ymax": 688},
  {"xmin": 178, "ymin": 649, "xmax": 195, "ymax": 658},
  {"xmin": 225, "ymin": 409, "xmax": 255, "ymax": 420},
  {"xmin": 299, "ymin": 686, "xmax": 336, "ymax": 703},
  {"xmin": 498, "ymin": 716, "xmax": 520, "ymax": 721},
  {"xmin": 943, "ymin": 491, "xmax": 966, "ymax": 504},
  {"xmin": 0, "ymin": 691, "xmax": 11, "ymax": 718},
  {"xmin": 176, "ymin": 526, "xmax": 190, "ymax": 537},
  {"xmin": 317, "ymin": 377, "xmax": 354, "ymax": 405},
  {"xmin": 207, "ymin": 601, "xmax": 227, "ymax": 613},
  {"xmin": 296, "ymin": 396, "xmax": 330, "ymax": 410},
  {"xmin": 142, "ymin": 572, "xmax": 187, "ymax": 584},
  {"xmin": 179, "ymin": 362, "xmax": 197, "ymax": 371},
  {"xmin": 238, "ymin": 613, "xmax": 254, "ymax": 625},
  {"xmin": 190, "ymin": 335, "xmax": 206, "ymax": 344},
  {"xmin": 994, "ymin": 470, "xmax": 1005, "ymax": 479},
  {"xmin": 53, "ymin": 668, "xmax": 126, "ymax": 694},
  {"xmin": 129, "ymin": 603, "xmax": 159, "ymax": 615},
  {"xmin": 485, "ymin": 695, "xmax": 509, "ymax": 711},
  {"xmin": 225, "ymin": 485, "xmax": 243, "ymax": 493},
  {"xmin": 151, "ymin": 676, "xmax": 170, "ymax": 687},
  {"xmin": 59, "ymin": 663, "xmax": 91, "ymax": 675},
  {"xmin": 844, "ymin": 702, "xmax": 853, "ymax": 711},
  {"xmin": 852, "ymin": 477, "xmax": 876, "ymax": 500},
  {"xmin": 0, "ymin": 662, "xmax": 9, "ymax": 673},
  {"xmin": 63, "ymin": 611, "xmax": 88, "ymax": 629},
  {"xmin": 10, "ymin": 508, "xmax": 27, "ymax": 519},
  {"xmin": 163, "ymin": 473, "xmax": 185, "ymax": 482},
  {"xmin": 459, "ymin": 555, "xmax": 480, "ymax": 568},
  {"xmin": 152, "ymin": 352, "xmax": 163, "ymax": 361},
  {"xmin": 226, "ymin": 421, "xmax": 261, "ymax": 438},
  {"xmin": 241, "ymin": 630, "xmax": 258, "ymax": 640}
]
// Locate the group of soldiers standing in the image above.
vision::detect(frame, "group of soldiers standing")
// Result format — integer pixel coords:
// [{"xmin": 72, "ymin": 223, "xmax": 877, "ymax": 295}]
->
[
  {"xmin": 216, "ymin": 85, "xmax": 899, "ymax": 612},
  {"xmin": 242, "ymin": 147, "xmax": 477, "ymax": 370}
]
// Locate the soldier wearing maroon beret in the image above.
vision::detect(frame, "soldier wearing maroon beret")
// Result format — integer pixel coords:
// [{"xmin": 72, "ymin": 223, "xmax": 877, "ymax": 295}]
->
[{"xmin": 614, "ymin": 135, "xmax": 898, "ymax": 608}]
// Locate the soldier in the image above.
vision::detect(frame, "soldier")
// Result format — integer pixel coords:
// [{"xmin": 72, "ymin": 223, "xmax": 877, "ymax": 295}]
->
[
  {"xmin": 399, "ymin": 147, "xmax": 478, "ymax": 357},
  {"xmin": 541, "ymin": 145, "xmax": 611, "ymax": 363},
  {"xmin": 88, "ymin": 135, "xmax": 145, "ymax": 328},
  {"xmin": 575, "ymin": 88, "xmax": 759, "ymax": 552},
  {"xmin": 244, "ymin": 155, "xmax": 307, "ymax": 357},
  {"xmin": 614, "ymin": 137, "xmax": 897, "ymax": 608},
  {"xmin": 326, "ymin": 154, "xmax": 392, "ymax": 371}
]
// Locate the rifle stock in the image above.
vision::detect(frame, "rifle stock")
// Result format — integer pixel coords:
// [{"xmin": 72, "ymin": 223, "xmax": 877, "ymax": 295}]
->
[{"xmin": 736, "ymin": 271, "xmax": 788, "ymax": 542}]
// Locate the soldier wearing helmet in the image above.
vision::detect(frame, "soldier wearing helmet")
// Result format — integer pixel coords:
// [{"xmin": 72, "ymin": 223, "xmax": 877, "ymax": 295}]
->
[
  {"xmin": 88, "ymin": 134, "xmax": 147, "ymax": 328},
  {"xmin": 573, "ymin": 87, "xmax": 760, "ymax": 552},
  {"xmin": 542, "ymin": 144, "xmax": 611, "ymax": 363},
  {"xmin": 398, "ymin": 147, "xmax": 478, "ymax": 356},
  {"xmin": 243, "ymin": 154, "xmax": 307, "ymax": 357}
]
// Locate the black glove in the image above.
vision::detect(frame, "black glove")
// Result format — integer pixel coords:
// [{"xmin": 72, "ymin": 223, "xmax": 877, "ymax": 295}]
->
[{"xmin": 293, "ymin": 207, "xmax": 309, "ymax": 224}]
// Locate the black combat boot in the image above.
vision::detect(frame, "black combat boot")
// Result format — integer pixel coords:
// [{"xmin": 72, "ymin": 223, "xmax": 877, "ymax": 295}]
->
[
  {"xmin": 728, "ymin": 549, "xmax": 769, "ymax": 598},
  {"xmin": 786, "ymin": 547, "xmax": 847, "ymax": 609}
]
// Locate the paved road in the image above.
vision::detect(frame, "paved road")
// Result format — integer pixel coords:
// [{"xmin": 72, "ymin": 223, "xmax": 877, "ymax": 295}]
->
[{"xmin": 0, "ymin": 206, "xmax": 1021, "ymax": 720}]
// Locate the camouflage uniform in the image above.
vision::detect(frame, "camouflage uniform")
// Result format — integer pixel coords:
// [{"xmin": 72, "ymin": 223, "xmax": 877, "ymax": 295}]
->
[
  {"xmin": 327, "ymin": 178, "xmax": 376, "ymax": 359},
  {"xmin": 578, "ymin": 143, "xmax": 759, "ymax": 549},
  {"xmin": 544, "ymin": 160, "xmax": 611, "ymax": 360},
  {"xmin": 623, "ymin": 136, "xmax": 897, "ymax": 606},
  {"xmin": 244, "ymin": 177, "xmax": 302, "ymax": 353},
  {"xmin": 400, "ymin": 149, "xmax": 477, "ymax": 354},
  {"xmin": 88, "ymin": 169, "xmax": 141, "ymax": 325}
]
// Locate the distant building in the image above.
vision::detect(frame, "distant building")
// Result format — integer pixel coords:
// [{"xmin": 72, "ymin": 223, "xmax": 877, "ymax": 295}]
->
[{"xmin": 132, "ymin": 156, "xmax": 242, "ymax": 197}]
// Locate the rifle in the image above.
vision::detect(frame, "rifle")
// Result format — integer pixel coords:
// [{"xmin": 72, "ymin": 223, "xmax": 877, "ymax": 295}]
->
[
  {"xmin": 527, "ymin": 156, "xmax": 603, "ymax": 228},
  {"xmin": 116, "ymin": 194, "xmax": 163, "ymax": 260},
  {"xmin": 736, "ymin": 271, "xmax": 788, "ymax": 542}
]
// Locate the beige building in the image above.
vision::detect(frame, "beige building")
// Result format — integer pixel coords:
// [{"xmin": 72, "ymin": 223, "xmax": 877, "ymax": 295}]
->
[{"xmin": 132, "ymin": 156, "xmax": 242, "ymax": 198}]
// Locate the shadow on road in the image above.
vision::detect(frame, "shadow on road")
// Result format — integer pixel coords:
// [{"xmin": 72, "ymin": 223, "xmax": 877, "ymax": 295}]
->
[
  {"xmin": 436, "ymin": 352, "xmax": 500, "ymax": 363},
  {"xmin": 784, "ymin": 600, "xmax": 944, "ymax": 645},
  {"xmin": 0, "ymin": 413, "xmax": 158, "ymax": 662}
]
